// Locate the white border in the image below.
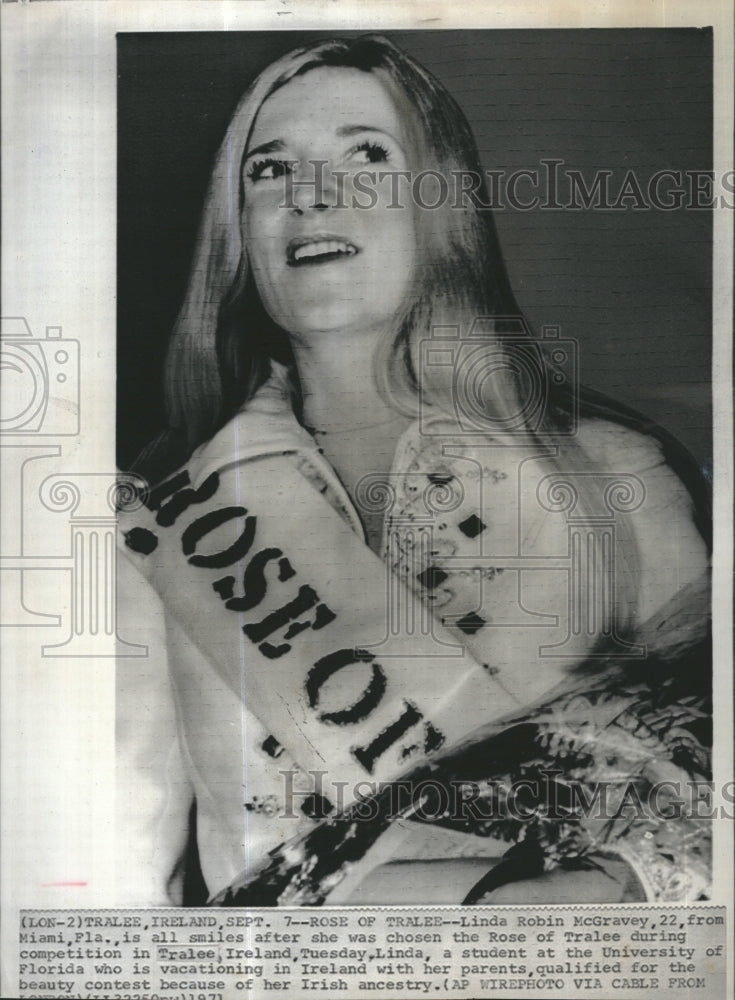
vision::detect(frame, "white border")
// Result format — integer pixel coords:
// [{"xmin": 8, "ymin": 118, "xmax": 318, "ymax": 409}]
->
[{"xmin": 2, "ymin": 2, "xmax": 732, "ymax": 997}]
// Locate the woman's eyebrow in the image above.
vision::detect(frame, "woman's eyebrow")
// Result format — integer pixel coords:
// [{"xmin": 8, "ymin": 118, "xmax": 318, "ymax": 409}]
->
[
  {"xmin": 243, "ymin": 138, "xmax": 286, "ymax": 161},
  {"xmin": 336, "ymin": 124, "xmax": 401, "ymax": 144},
  {"xmin": 244, "ymin": 126, "xmax": 402, "ymax": 163}
]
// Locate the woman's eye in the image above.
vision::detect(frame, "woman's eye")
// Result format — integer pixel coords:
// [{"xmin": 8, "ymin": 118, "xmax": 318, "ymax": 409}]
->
[
  {"xmin": 246, "ymin": 158, "xmax": 293, "ymax": 182},
  {"xmin": 350, "ymin": 140, "xmax": 391, "ymax": 165}
]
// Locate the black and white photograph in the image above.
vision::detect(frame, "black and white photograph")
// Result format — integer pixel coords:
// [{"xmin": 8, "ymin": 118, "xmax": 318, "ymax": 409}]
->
[
  {"xmin": 115, "ymin": 27, "xmax": 714, "ymax": 908},
  {"xmin": 1, "ymin": 4, "xmax": 732, "ymax": 999}
]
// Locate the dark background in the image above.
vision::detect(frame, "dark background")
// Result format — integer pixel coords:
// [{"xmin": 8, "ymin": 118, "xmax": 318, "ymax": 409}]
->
[{"xmin": 117, "ymin": 29, "xmax": 712, "ymax": 474}]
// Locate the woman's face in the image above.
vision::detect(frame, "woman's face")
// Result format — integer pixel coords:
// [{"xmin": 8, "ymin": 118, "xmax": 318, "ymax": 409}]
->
[{"xmin": 242, "ymin": 66, "xmax": 417, "ymax": 342}]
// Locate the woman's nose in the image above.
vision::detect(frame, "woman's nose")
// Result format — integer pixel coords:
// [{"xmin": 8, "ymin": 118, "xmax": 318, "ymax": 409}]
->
[{"xmin": 289, "ymin": 160, "xmax": 340, "ymax": 213}]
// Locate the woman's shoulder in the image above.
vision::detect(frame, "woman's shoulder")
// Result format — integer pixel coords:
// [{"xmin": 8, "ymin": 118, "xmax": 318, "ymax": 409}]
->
[
  {"xmin": 574, "ymin": 416, "xmax": 669, "ymax": 472},
  {"xmin": 183, "ymin": 369, "xmax": 312, "ymax": 488},
  {"xmin": 574, "ymin": 416, "xmax": 708, "ymax": 524},
  {"xmin": 574, "ymin": 417, "xmax": 709, "ymax": 621}
]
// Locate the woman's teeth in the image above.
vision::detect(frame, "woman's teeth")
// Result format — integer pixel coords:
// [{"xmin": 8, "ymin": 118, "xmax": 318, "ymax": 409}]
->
[{"xmin": 291, "ymin": 240, "xmax": 358, "ymax": 264}]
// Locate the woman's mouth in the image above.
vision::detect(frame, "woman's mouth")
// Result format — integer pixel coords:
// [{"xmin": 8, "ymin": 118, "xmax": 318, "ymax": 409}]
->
[{"xmin": 286, "ymin": 235, "xmax": 360, "ymax": 266}]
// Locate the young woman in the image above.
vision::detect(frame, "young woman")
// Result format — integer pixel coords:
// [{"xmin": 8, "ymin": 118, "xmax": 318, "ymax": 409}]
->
[{"xmin": 117, "ymin": 35, "xmax": 711, "ymax": 907}]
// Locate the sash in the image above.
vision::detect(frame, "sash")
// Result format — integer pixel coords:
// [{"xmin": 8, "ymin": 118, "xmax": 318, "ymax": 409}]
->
[
  {"xmin": 117, "ymin": 392, "xmax": 589, "ymax": 893},
  {"xmin": 119, "ymin": 450, "xmax": 524, "ymax": 793}
]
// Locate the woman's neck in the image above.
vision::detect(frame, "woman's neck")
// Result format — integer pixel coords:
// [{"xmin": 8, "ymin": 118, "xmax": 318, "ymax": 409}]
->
[
  {"xmin": 290, "ymin": 329, "xmax": 406, "ymax": 436},
  {"xmin": 288, "ymin": 329, "xmax": 413, "ymax": 556}
]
